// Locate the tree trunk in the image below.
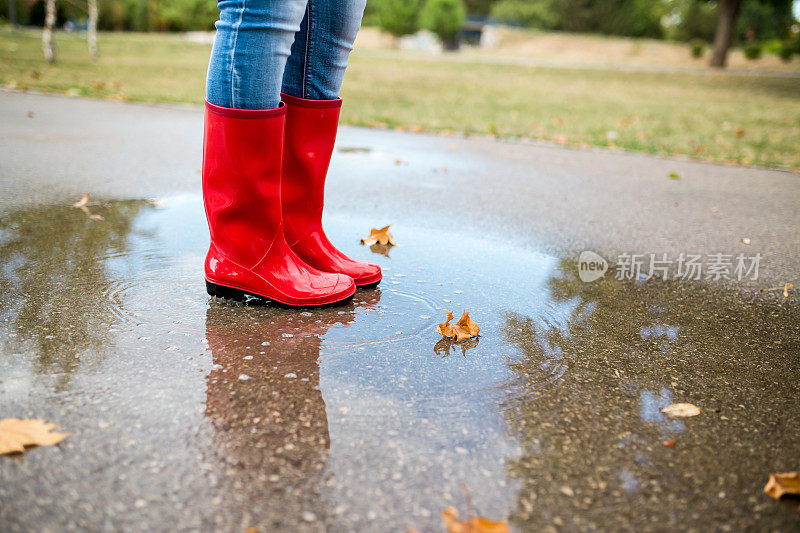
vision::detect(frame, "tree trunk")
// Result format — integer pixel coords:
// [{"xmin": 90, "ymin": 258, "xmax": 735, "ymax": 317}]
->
[
  {"xmin": 87, "ymin": 0, "xmax": 99, "ymax": 60},
  {"xmin": 709, "ymin": 0, "xmax": 742, "ymax": 68},
  {"xmin": 42, "ymin": 0, "xmax": 57, "ymax": 64},
  {"xmin": 7, "ymin": 0, "xmax": 17, "ymax": 28}
]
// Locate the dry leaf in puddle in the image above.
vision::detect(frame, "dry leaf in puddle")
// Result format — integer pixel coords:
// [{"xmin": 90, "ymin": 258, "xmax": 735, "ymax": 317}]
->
[
  {"xmin": 437, "ymin": 310, "xmax": 480, "ymax": 342},
  {"xmin": 784, "ymin": 283, "xmax": 793, "ymax": 297},
  {"xmin": 360, "ymin": 225, "xmax": 396, "ymax": 246},
  {"xmin": 441, "ymin": 507, "xmax": 510, "ymax": 533},
  {"xmin": 73, "ymin": 193, "xmax": 90, "ymax": 207},
  {"xmin": 763, "ymin": 472, "xmax": 800, "ymax": 500},
  {"xmin": 660, "ymin": 403, "xmax": 701, "ymax": 418},
  {"xmin": 0, "ymin": 418, "xmax": 69, "ymax": 455}
]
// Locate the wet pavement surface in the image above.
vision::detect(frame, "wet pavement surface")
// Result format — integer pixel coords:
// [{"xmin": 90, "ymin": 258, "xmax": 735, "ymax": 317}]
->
[{"xmin": 1, "ymin": 93, "xmax": 799, "ymax": 532}]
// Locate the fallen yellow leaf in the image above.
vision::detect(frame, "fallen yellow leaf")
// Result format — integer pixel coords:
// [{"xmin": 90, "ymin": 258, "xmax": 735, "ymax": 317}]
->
[
  {"xmin": 0, "ymin": 418, "xmax": 69, "ymax": 455},
  {"xmin": 763, "ymin": 472, "xmax": 800, "ymax": 500},
  {"xmin": 360, "ymin": 225, "xmax": 396, "ymax": 246},
  {"xmin": 437, "ymin": 310, "xmax": 480, "ymax": 342},
  {"xmin": 784, "ymin": 283, "xmax": 793, "ymax": 298},
  {"xmin": 660, "ymin": 403, "xmax": 701, "ymax": 418},
  {"xmin": 441, "ymin": 507, "xmax": 509, "ymax": 533},
  {"xmin": 73, "ymin": 193, "xmax": 90, "ymax": 207}
]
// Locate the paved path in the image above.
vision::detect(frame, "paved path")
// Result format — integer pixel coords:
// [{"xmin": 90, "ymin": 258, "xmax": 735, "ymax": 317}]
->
[
  {"xmin": 1, "ymin": 90, "xmax": 796, "ymax": 290},
  {"xmin": 1, "ymin": 91, "xmax": 799, "ymax": 532}
]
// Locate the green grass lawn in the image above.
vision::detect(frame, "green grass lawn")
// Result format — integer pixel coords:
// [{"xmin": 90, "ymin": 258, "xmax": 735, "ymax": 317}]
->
[{"xmin": 2, "ymin": 27, "xmax": 800, "ymax": 170}]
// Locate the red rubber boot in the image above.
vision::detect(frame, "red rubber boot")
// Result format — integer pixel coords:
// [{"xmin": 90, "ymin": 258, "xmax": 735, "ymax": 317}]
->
[
  {"xmin": 280, "ymin": 93, "xmax": 382, "ymax": 288},
  {"xmin": 202, "ymin": 101, "xmax": 355, "ymax": 307}
]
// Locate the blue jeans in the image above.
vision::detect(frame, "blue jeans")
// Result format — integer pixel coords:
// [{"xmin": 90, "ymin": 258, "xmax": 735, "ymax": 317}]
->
[{"xmin": 206, "ymin": 0, "xmax": 366, "ymax": 109}]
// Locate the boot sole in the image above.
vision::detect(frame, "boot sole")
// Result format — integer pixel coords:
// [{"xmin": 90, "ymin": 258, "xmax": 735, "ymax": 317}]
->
[
  {"xmin": 357, "ymin": 279, "xmax": 381, "ymax": 289},
  {"xmin": 206, "ymin": 280, "xmax": 354, "ymax": 309}
]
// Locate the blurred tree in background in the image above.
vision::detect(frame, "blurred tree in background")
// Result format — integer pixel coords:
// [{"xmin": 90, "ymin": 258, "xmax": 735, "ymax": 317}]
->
[
  {"xmin": 375, "ymin": 0, "xmax": 421, "ymax": 38},
  {"xmin": 703, "ymin": 0, "xmax": 795, "ymax": 66},
  {"xmin": 491, "ymin": 0, "xmax": 561, "ymax": 29},
  {"xmin": 1, "ymin": 0, "xmax": 796, "ymax": 58},
  {"xmin": 420, "ymin": 0, "xmax": 466, "ymax": 48},
  {"xmin": 489, "ymin": 0, "xmax": 665, "ymax": 37}
]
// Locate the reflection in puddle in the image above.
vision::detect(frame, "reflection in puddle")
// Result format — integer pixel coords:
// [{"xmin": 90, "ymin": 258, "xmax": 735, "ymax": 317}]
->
[
  {"xmin": 499, "ymin": 260, "xmax": 799, "ymax": 531},
  {"xmin": 368, "ymin": 242, "xmax": 393, "ymax": 257},
  {"xmin": 0, "ymin": 200, "xmax": 154, "ymax": 389},
  {"xmin": 639, "ymin": 388, "xmax": 685, "ymax": 431},
  {"xmin": 203, "ymin": 297, "xmax": 378, "ymax": 529},
  {"xmin": 0, "ymin": 196, "xmax": 798, "ymax": 532},
  {"xmin": 434, "ymin": 336, "xmax": 480, "ymax": 358}
]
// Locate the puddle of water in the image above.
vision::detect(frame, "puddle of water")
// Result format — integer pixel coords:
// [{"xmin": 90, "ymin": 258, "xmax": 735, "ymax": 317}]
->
[{"xmin": 0, "ymin": 196, "xmax": 798, "ymax": 531}]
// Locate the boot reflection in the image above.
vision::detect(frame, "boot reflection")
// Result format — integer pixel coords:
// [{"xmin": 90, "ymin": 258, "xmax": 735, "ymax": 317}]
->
[{"xmin": 203, "ymin": 290, "xmax": 381, "ymax": 526}]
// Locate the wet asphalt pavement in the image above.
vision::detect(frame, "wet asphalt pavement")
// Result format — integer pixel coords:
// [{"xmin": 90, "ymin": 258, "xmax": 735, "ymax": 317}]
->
[{"xmin": 0, "ymin": 91, "xmax": 798, "ymax": 532}]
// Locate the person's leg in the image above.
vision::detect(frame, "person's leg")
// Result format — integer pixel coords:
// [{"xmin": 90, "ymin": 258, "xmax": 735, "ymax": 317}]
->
[
  {"xmin": 280, "ymin": 0, "xmax": 367, "ymax": 99},
  {"xmin": 202, "ymin": 0, "xmax": 356, "ymax": 306},
  {"xmin": 206, "ymin": 0, "xmax": 307, "ymax": 109},
  {"xmin": 278, "ymin": 0, "xmax": 381, "ymax": 288}
]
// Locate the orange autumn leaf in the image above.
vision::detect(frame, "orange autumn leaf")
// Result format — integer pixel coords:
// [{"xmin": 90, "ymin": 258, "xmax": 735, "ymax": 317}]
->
[
  {"xmin": 437, "ymin": 310, "xmax": 480, "ymax": 342},
  {"xmin": 441, "ymin": 507, "xmax": 510, "ymax": 533},
  {"xmin": 360, "ymin": 225, "xmax": 396, "ymax": 246},
  {"xmin": 660, "ymin": 403, "xmax": 701, "ymax": 418},
  {"xmin": 0, "ymin": 418, "xmax": 69, "ymax": 455},
  {"xmin": 763, "ymin": 472, "xmax": 800, "ymax": 500},
  {"xmin": 73, "ymin": 193, "xmax": 90, "ymax": 207}
]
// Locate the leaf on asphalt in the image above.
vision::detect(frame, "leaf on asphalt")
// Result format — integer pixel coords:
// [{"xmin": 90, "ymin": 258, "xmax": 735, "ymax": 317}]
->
[
  {"xmin": 360, "ymin": 225, "xmax": 396, "ymax": 246},
  {"xmin": 0, "ymin": 418, "xmax": 69, "ymax": 455},
  {"xmin": 763, "ymin": 472, "xmax": 800, "ymax": 500},
  {"xmin": 668, "ymin": 172, "xmax": 681, "ymax": 180},
  {"xmin": 437, "ymin": 310, "xmax": 480, "ymax": 342},
  {"xmin": 660, "ymin": 403, "xmax": 701, "ymax": 418},
  {"xmin": 73, "ymin": 193, "xmax": 90, "ymax": 207},
  {"xmin": 741, "ymin": 237, "xmax": 751, "ymax": 245},
  {"xmin": 441, "ymin": 507, "xmax": 510, "ymax": 533},
  {"xmin": 784, "ymin": 283, "xmax": 793, "ymax": 298}
]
